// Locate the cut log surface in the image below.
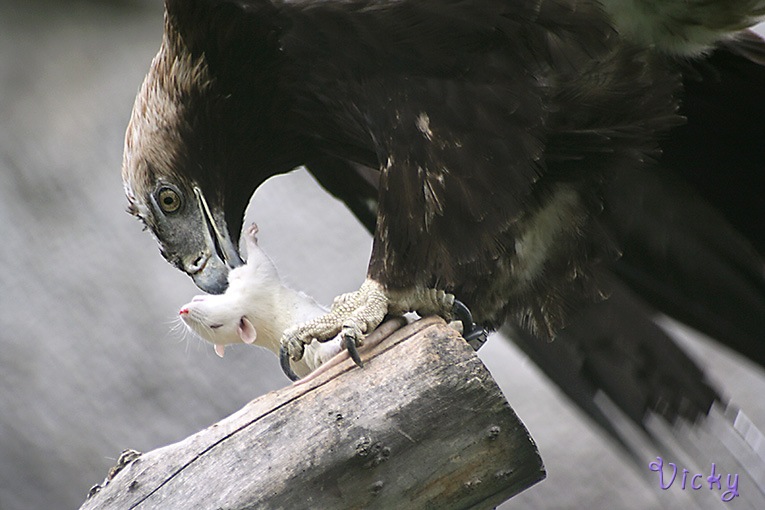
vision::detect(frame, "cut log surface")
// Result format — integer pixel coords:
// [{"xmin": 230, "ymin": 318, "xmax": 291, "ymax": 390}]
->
[{"xmin": 81, "ymin": 317, "xmax": 545, "ymax": 510}]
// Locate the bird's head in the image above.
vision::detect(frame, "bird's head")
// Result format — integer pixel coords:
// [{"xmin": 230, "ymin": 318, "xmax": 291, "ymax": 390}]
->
[{"xmin": 122, "ymin": 0, "xmax": 297, "ymax": 294}]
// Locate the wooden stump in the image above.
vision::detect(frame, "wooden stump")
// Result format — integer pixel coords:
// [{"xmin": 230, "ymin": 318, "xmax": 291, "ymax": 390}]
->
[{"xmin": 81, "ymin": 317, "xmax": 545, "ymax": 509}]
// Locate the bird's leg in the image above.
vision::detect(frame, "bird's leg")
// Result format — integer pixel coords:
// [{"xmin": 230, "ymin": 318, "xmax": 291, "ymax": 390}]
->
[{"xmin": 279, "ymin": 278, "xmax": 463, "ymax": 376}]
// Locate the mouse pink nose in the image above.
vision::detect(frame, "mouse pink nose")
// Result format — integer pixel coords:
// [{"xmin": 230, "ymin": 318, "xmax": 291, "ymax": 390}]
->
[{"xmin": 179, "ymin": 307, "xmax": 189, "ymax": 315}]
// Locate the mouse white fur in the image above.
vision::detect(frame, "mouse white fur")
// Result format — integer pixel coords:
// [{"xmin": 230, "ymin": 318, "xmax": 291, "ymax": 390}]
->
[{"xmin": 179, "ymin": 223, "xmax": 342, "ymax": 378}]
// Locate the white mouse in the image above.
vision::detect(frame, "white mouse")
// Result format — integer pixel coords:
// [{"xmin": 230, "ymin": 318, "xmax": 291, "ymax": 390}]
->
[{"xmin": 179, "ymin": 223, "xmax": 342, "ymax": 378}]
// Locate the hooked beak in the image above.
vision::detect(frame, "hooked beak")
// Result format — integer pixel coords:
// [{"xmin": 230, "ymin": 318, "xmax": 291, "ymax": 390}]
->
[{"xmin": 189, "ymin": 186, "xmax": 244, "ymax": 294}]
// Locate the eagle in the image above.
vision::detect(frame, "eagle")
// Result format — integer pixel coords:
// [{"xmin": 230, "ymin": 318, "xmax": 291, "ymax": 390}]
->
[{"xmin": 123, "ymin": 0, "xmax": 765, "ymax": 449}]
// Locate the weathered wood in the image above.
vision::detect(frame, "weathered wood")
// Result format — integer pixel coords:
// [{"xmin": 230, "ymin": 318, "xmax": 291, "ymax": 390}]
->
[{"xmin": 81, "ymin": 317, "xmax": 545, "ymax": 510}]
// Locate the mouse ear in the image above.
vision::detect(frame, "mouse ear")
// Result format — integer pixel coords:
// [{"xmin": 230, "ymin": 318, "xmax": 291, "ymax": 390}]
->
[{"xmin": 238, "ymin": 316, "xmax": 257, "ymax": 344}]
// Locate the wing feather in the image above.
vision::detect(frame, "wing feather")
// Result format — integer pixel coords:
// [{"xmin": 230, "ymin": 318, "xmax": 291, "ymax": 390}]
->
[{"xmin": 282, "ymin": 0, "xmax": 683, "ymax": 332}]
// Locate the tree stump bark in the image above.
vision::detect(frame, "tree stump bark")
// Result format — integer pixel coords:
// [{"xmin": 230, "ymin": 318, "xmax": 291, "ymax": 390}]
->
[{"xmin": 81, "ymin": 317, "xmax": 545, "ymax": 509}]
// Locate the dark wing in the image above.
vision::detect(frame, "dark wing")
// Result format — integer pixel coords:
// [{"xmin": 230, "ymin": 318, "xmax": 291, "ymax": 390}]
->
[
  {"xmin": 605, "ymin": 39, "xmax": 765, "ymax": 367},
  {"xmin": 504, "ymin": 273, "xmax": 719, "ymax": 434},
  {"xmin": 606, "ymin": 163, "xmax": 765, "ymax": 367},
  {"xmin": 347, "ymin": 0, "xmax": 679, "ymax": 335},
  {"xmin": 289, "ymin": 0, "xmax": 765, "ymax": 476},
  {"xmin": 512, "ymin": 157, "xmax": 765, "ymax": 429},
  {"xmin": 297, "ymin": 16, "xmax": 765, "ymax": 364},
  {"xmin": 284, "ymin": 0, "xmax": 556, "ymax": 298},
  {"xmin": 661, "ymin": 34, "xmax": 765, "ymax": 256}
]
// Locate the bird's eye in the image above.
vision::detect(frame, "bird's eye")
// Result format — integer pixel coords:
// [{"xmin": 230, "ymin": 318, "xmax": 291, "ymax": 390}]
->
[{"xmin": 157, "ymin": 186, "xmax": 182, "ymax": 214}]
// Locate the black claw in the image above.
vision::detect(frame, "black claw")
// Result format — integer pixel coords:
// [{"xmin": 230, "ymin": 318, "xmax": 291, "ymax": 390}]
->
[
  {"xmin": 453, "ymin": 299, "xmax": 489, "ymax": 351},
  {"xmin": 279, "ymin": 345, "xmax": 300, "ymax": 382},
  {"xmin": 453, "ymin": 299, "xmax": 473, "ymax": 324},
  {"xmin": 344, "ymin": 334, "xmax": 364, "ymax": 368}
]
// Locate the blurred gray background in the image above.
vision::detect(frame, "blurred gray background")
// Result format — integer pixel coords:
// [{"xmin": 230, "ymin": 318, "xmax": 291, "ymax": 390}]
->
[{"xmin": 1, "ymin": 2, "xmax": 763, "ymax": 509}]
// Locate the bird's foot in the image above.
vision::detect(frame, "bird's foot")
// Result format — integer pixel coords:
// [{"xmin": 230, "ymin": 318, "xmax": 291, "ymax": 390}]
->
[
  {"xmin": 279, "ymin": 278, "xmax": 461, "ymax": 380},
  {"xmin": 280, "ymin": 279, "xmax": 389, "ymax": 378}
]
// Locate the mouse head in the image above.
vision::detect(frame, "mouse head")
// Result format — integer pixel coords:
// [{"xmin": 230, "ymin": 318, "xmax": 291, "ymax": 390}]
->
[
  {"xmin": 177, "ymin": 222, "xmax": 283, "ymax": 358},
  {"xmin": 179, "ymin": 293, "xmax": 257, "ymax": 358}
]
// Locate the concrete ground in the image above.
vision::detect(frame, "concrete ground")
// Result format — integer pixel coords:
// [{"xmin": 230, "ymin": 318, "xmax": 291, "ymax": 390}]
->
[{"xmin": 1, "ymin": 2, "xmax": 763, "ymax": 509}]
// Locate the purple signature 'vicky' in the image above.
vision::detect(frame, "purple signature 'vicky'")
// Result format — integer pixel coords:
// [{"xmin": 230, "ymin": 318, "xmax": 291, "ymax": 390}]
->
[{"xmin": 649, "ymin": 456, "xmax": 739, "ymax": 502}]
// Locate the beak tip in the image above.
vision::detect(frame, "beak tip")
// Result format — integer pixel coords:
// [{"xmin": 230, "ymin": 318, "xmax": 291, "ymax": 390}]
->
[{"xmin": 192, "ymin": 268, "xmax": 230, "ymax": 295}]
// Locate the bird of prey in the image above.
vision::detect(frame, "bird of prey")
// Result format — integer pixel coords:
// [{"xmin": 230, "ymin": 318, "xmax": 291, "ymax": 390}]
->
[{"xmin": 122, "ymin": 0, "xmax": 765, "ymax": 488}]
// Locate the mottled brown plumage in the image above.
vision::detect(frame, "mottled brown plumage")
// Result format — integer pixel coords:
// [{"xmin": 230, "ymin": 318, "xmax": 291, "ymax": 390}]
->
[
  {"xmin": 122, "ymin": 0, "xmax": 765, "ymax": 471},
  {"xmin": 123, "ymin": 0, "xmax": 686, "ymax": 337}
]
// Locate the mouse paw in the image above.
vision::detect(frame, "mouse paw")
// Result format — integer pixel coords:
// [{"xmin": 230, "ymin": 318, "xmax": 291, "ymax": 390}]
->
[{"xmin": 244, "ymin": 222, "xmax": 259, "ymax": 244}]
